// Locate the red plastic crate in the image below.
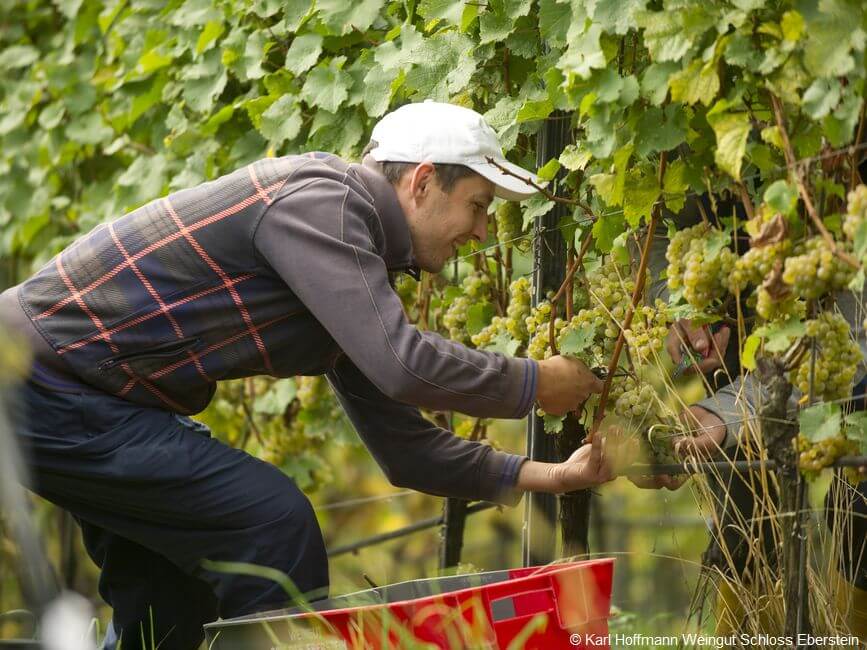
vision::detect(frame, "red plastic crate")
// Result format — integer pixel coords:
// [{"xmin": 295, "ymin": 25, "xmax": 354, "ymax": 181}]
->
[{"xmin": 204, "ymin": 558, "xmax": 613, "ymax": 649}]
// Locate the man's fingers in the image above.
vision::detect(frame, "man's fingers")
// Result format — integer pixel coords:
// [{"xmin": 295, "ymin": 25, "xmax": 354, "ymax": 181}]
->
[{"xmin": 686, "ymin": 324, "xmax": 711, "ymax": 355}]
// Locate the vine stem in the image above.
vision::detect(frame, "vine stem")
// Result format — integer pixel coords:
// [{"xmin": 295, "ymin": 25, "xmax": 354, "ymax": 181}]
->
[
  {"xmin": 852, "ymin": 101, "xmax": 866, "ymax": 193},
  {"xmin": 484, "ymin": 156, "xmax": 595, "ymax": 218},
  {"xmin": 547, "ymin": 234, "xmax": 594, "ymax": 354},
  {"xmin": 589, "ymin": 152, "xmax": 668, "ymax": 439},
  {"xmin": 770, "ymin": 94, "xmax": 859, "ymax": 269}
]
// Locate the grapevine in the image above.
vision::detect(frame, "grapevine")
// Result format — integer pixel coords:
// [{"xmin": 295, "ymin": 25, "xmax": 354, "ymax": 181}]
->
[{"xmin": 789, "ymin": 312, "xmax": 862, "ymax": 403}]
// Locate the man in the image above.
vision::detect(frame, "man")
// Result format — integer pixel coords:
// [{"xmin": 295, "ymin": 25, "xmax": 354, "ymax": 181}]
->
[{"xmin": 1, "ymin": 101, "xmax": 609, "ymax": 649}]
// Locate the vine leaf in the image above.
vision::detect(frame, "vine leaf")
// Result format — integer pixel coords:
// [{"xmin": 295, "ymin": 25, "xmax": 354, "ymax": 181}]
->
[
  {"xmin": 543, "ymin": 413, "xmax": 565, "ymax": 434},
  {"xmin": 481, "ymin": 331, "xmax": 520, "ymax": 357},
  {"xmin": 285, "ymin": 33, "xmax": 324, "ymax": 76},
  {"xmin": 707, "ymin": 104, "xmax": 750, "ymax": 180},
  {"xmin": 799, "ymin": 402, "xmax": 841, "ymax": 443},
  {"xmin": 559, "ymin": 325, "xmax": 596, "ymax": 357},
  {"xmin": 845, "ymin": 412, "xmax": 867, "ymax": 454}
]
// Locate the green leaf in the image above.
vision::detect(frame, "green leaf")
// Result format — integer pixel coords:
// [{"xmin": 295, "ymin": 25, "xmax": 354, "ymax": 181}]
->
[
  {"xmin": 634, "ymin": 104, "xmax": 687, "ymax": 156},
  {"xmin": 799, "ymin": 402, "xmax": 841, "ymax": 443},
  {"xmin": 316, "ymin": 0, "xmax": 385, "ymax": 36},
  {"xmin": 182, "ymin": 49, "xmax": 227, "ymax": 113},
  {"xmin": 802, "ymin": 78, "xmax": 841, "ymax": 120},
  {"xmin": 543, "ymin": 413, "xmax": 565, "ymax": 434},
  {"xmin": 258, "ymin": 96, "xmax": 303, "ymax": 143},
  {"xmin": 301, "ymin": 58, "xmax": 352, "ymax": 112},
  {"xmin": 196, "ymin": 20, "xmax": 225, "ymax": 55},
  {"xmin": 559, "ymin": 324, "xmax": 597, "ymax": 357},
  {"xmin": 517, "ymin": 98, "xmax": 553, "ymax": 123},
  {"xmin": 538, "ymin": 0, "xmax": 571, "ymax": 48},
  {"xmin": 640, "ymin": 62, "xmax": 678, "ymax": 106},
  {"xmin": 403, "ymin": 30, "xmax": 476, "ymax": 99},
  {"xmin": 466, "ymin": 302, "xmax": 494, "ymax": 335},
  {"xmin": 521, "ymin": 195, "xmax": 555, "ymax": 229},
  {"xmin": 763, "ymin": 180, "xmax": 799, "ymax": 216},
  {"xmin": 285, "ymin": 0, "xmax": 314, "ymax": 32},
  {"xmin": 482, "ymin": 330, "xmax": 521, "ymax": 356},
  {"xmin": 669, "ymin": 59, "xmax": 720, "ymax": 106},
  {"xmin": 66, "ymin": 113, "xmax": 113, "ymax": 145},
  {"xmin": 137, "ymin": 48, "xmax": 173, "ymax": 75},
  {"xmin": 418, "ymin": 0, "xmax": 464, "ymax": 26},
  {"xmin": 844, "ymin": 411, "xmax": 867, "ymax": 454},
  {"xmin": 707, "ymin": 106, "xmax": 750, "ymax": 180},
  {"xmin": 592, "ymin": 211, "xmax": 626, "ymax": 252},
  {"xmin": 623, "ymin": 167, "xmax": 659, "ymax": 227},
  {"xmin": 780, "ymin": 10, "xmax": 805, "ymax": 42},
  {"xmin": 741, "ymin": 333, "xmax": 760, "ymax": 371},
  {"xmin": 170, "ymin": 0, "xmax": 220, "ymax": 27},
  {"xmin": 824, "ymin": 91, "xmax": 863, "ymax": 147},
  {"xmin": 636, "ymin": 10, "xmax": 691, "ymax": 62},
  {"xmin": 592, "ymin": 0, "xmax": 646, "ymax": 35},
  {"xmin": 536, "ymin": 158, "xmax": 561, "ymax": 182},
  {"xmin": 754, "ymin": 318, "xmax": 805, "ymax": 353},
  {"xmin": 662, "ymin": 159, "xmax": 688, "ymax": 213},
  {"xmin": 38, "ymin": 102, "xmax": 66, "ymax": 130},
  {"xmin": 559, "ymin": 143, "xmax": 593, "ymax": 172},
  {"xmin": 285, "ymin": 33, "xmax": 323, "ymax": 76},
  {"xmin": 803, "ymin": 0, "xmax": 866, "ymax": 78},
  {"xmin": 0, "ymin": 45, "xmax": 40, "ymax": 70},
  {"xmin": 557, "ymin": 23, "xmax": 605, "ymax": 79}
]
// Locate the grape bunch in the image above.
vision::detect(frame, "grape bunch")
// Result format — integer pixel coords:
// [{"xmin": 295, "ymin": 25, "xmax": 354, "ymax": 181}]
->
[
  {"xmin": 506, "ymin": 277, "xmax": 532, "ymax": 341},
  {"xmin": 624, "ymin": 300, "xmax": 671, "ymax": 364},
  {"xmin": 666, "ymin": 225, "xmax": 736, "ymax": 310},
  {"xmin": 797, "ymin": 433, "xmax": 859, "ymax": 481},
  {"xmin": 444, "ymin": 272, "xmax": 493, "ymax": 343},
  {"xmin": 753, "ymin": 286, "xmax": 803, "ymax": 322},
  {"xmin": 394, "ymin": 274, "xmax": 419, "ymax": 311},
  {"xmin": 782, "ymin": 237, "xmax": 856, "ymax": 300},
  {"xmin": 843, "ymin": 184, "xmax": 867, "ymax": 242},
  {"xmin": 525, "ymin": 301, "xmax": 562, "ymax": 360},
  {"xmin": 789, "ymin": 312, "xmax": 862, "ymax": 402},
  {"xmin": 471, "ymin": 277, "xmax": 533, "ymax": 349},
  {"xmin": 613, "ymin": 375, "xmax": 663, "ymax": 422},
  {"xmin": 727, "ymin": 240, "xmax": 791, "ymax": 292},
  {"xmin": 589, "ymin": 258, "xmax": 635, "ymax": 314},
  {"xmin": 443, "ymin": 295, "xmax": 472, "ymax": 343},
  {"xmin": 495, "ymin": 202, "xmax": 523, "ymax": 246}
]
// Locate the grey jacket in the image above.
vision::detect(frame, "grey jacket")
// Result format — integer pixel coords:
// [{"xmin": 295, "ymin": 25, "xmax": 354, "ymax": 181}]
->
[{"xmin": 2, "ymin": 152, "xmax": 536, "ymax": 505}]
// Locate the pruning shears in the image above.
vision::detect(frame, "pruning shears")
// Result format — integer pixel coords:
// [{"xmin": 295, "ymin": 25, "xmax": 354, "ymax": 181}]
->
[
  {"xmin": 590, "ymin": 366, "xmax": 631, "ymax": 381},
  {"xmin": 672, "ymin": 321, "xmax": 724, "ymax": 378}
]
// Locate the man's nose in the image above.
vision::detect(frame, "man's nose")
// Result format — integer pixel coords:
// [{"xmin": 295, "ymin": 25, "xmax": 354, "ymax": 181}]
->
[{"xmin": 472, "ymin": 215, "xmax": 488, "ymax": 242}]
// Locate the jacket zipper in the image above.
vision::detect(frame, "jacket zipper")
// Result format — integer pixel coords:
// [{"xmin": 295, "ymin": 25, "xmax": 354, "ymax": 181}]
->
[{"xmin": 98, "ymin": 337, "xmax": 202, "ymax": 371}]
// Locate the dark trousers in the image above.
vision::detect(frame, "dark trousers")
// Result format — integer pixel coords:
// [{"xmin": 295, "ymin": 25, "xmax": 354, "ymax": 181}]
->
[{"xmin": 10, "ymin": 379, "xmax": 329, "ymax": 649}]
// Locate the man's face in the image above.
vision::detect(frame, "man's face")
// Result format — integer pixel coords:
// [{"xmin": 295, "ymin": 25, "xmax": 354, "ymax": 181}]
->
[{"xmin": 398, "ymin": 163, "xmax": 495, "ymax": 273}]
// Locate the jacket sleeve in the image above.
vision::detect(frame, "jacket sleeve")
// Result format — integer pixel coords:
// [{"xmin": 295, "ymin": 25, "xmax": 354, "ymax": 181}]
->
[
  {"xmin": 253, "ymin": 177, "xmax": 537, "ymax": 419},
  {"xmin": 326, "ymin": 353, "xmax": 526, "ymax": 506}
]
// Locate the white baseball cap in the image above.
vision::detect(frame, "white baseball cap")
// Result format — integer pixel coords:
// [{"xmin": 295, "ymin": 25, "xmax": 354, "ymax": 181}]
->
[{"xmin": 368, "ymin": 100, "xmax": 543, "ymax": 201}]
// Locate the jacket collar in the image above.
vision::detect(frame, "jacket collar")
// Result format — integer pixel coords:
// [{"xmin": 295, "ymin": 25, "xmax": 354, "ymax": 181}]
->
[{"xmin": 352, "ymin": 155, "xmax": 420, "ymax": 278}]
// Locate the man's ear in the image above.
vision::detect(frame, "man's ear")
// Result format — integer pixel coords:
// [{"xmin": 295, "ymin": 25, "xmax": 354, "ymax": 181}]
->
[{"xmin": 408, "ymin": 161, "xmax": 436, "ymax": 201}]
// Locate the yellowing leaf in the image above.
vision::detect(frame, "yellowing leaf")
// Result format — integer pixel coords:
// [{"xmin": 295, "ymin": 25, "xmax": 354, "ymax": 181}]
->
[
  {"xmin": 669, "ymin": 59, "xmax": 719, "ymax": 106},
  {"xmin": 707, "ymin": 107, "xmax": 750, "ymax": 180}
]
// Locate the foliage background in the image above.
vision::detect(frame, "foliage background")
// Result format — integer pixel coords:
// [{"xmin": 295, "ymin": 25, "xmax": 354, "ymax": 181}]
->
[{"xmin": 1, "ymin": 0, "xmax": 865, "ymax": 643}]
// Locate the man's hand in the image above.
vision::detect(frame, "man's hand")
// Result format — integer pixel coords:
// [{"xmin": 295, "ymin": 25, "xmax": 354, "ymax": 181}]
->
[
  {"xmin": 516, "ymin": 434, "xmax": 616, "ymax": 493},
  {"xmin": 666, "ymin": 319, "xmax": 730, "ymax": 375},
  {"xmin": 536, "ymin": 355, "xmax": 604, "ymax": 415}
]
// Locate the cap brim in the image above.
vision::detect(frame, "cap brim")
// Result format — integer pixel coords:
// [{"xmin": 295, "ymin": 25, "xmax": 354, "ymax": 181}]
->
[{"xmin": 467, "ymin": 158, "xmax": 547, "ymax": 201}]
